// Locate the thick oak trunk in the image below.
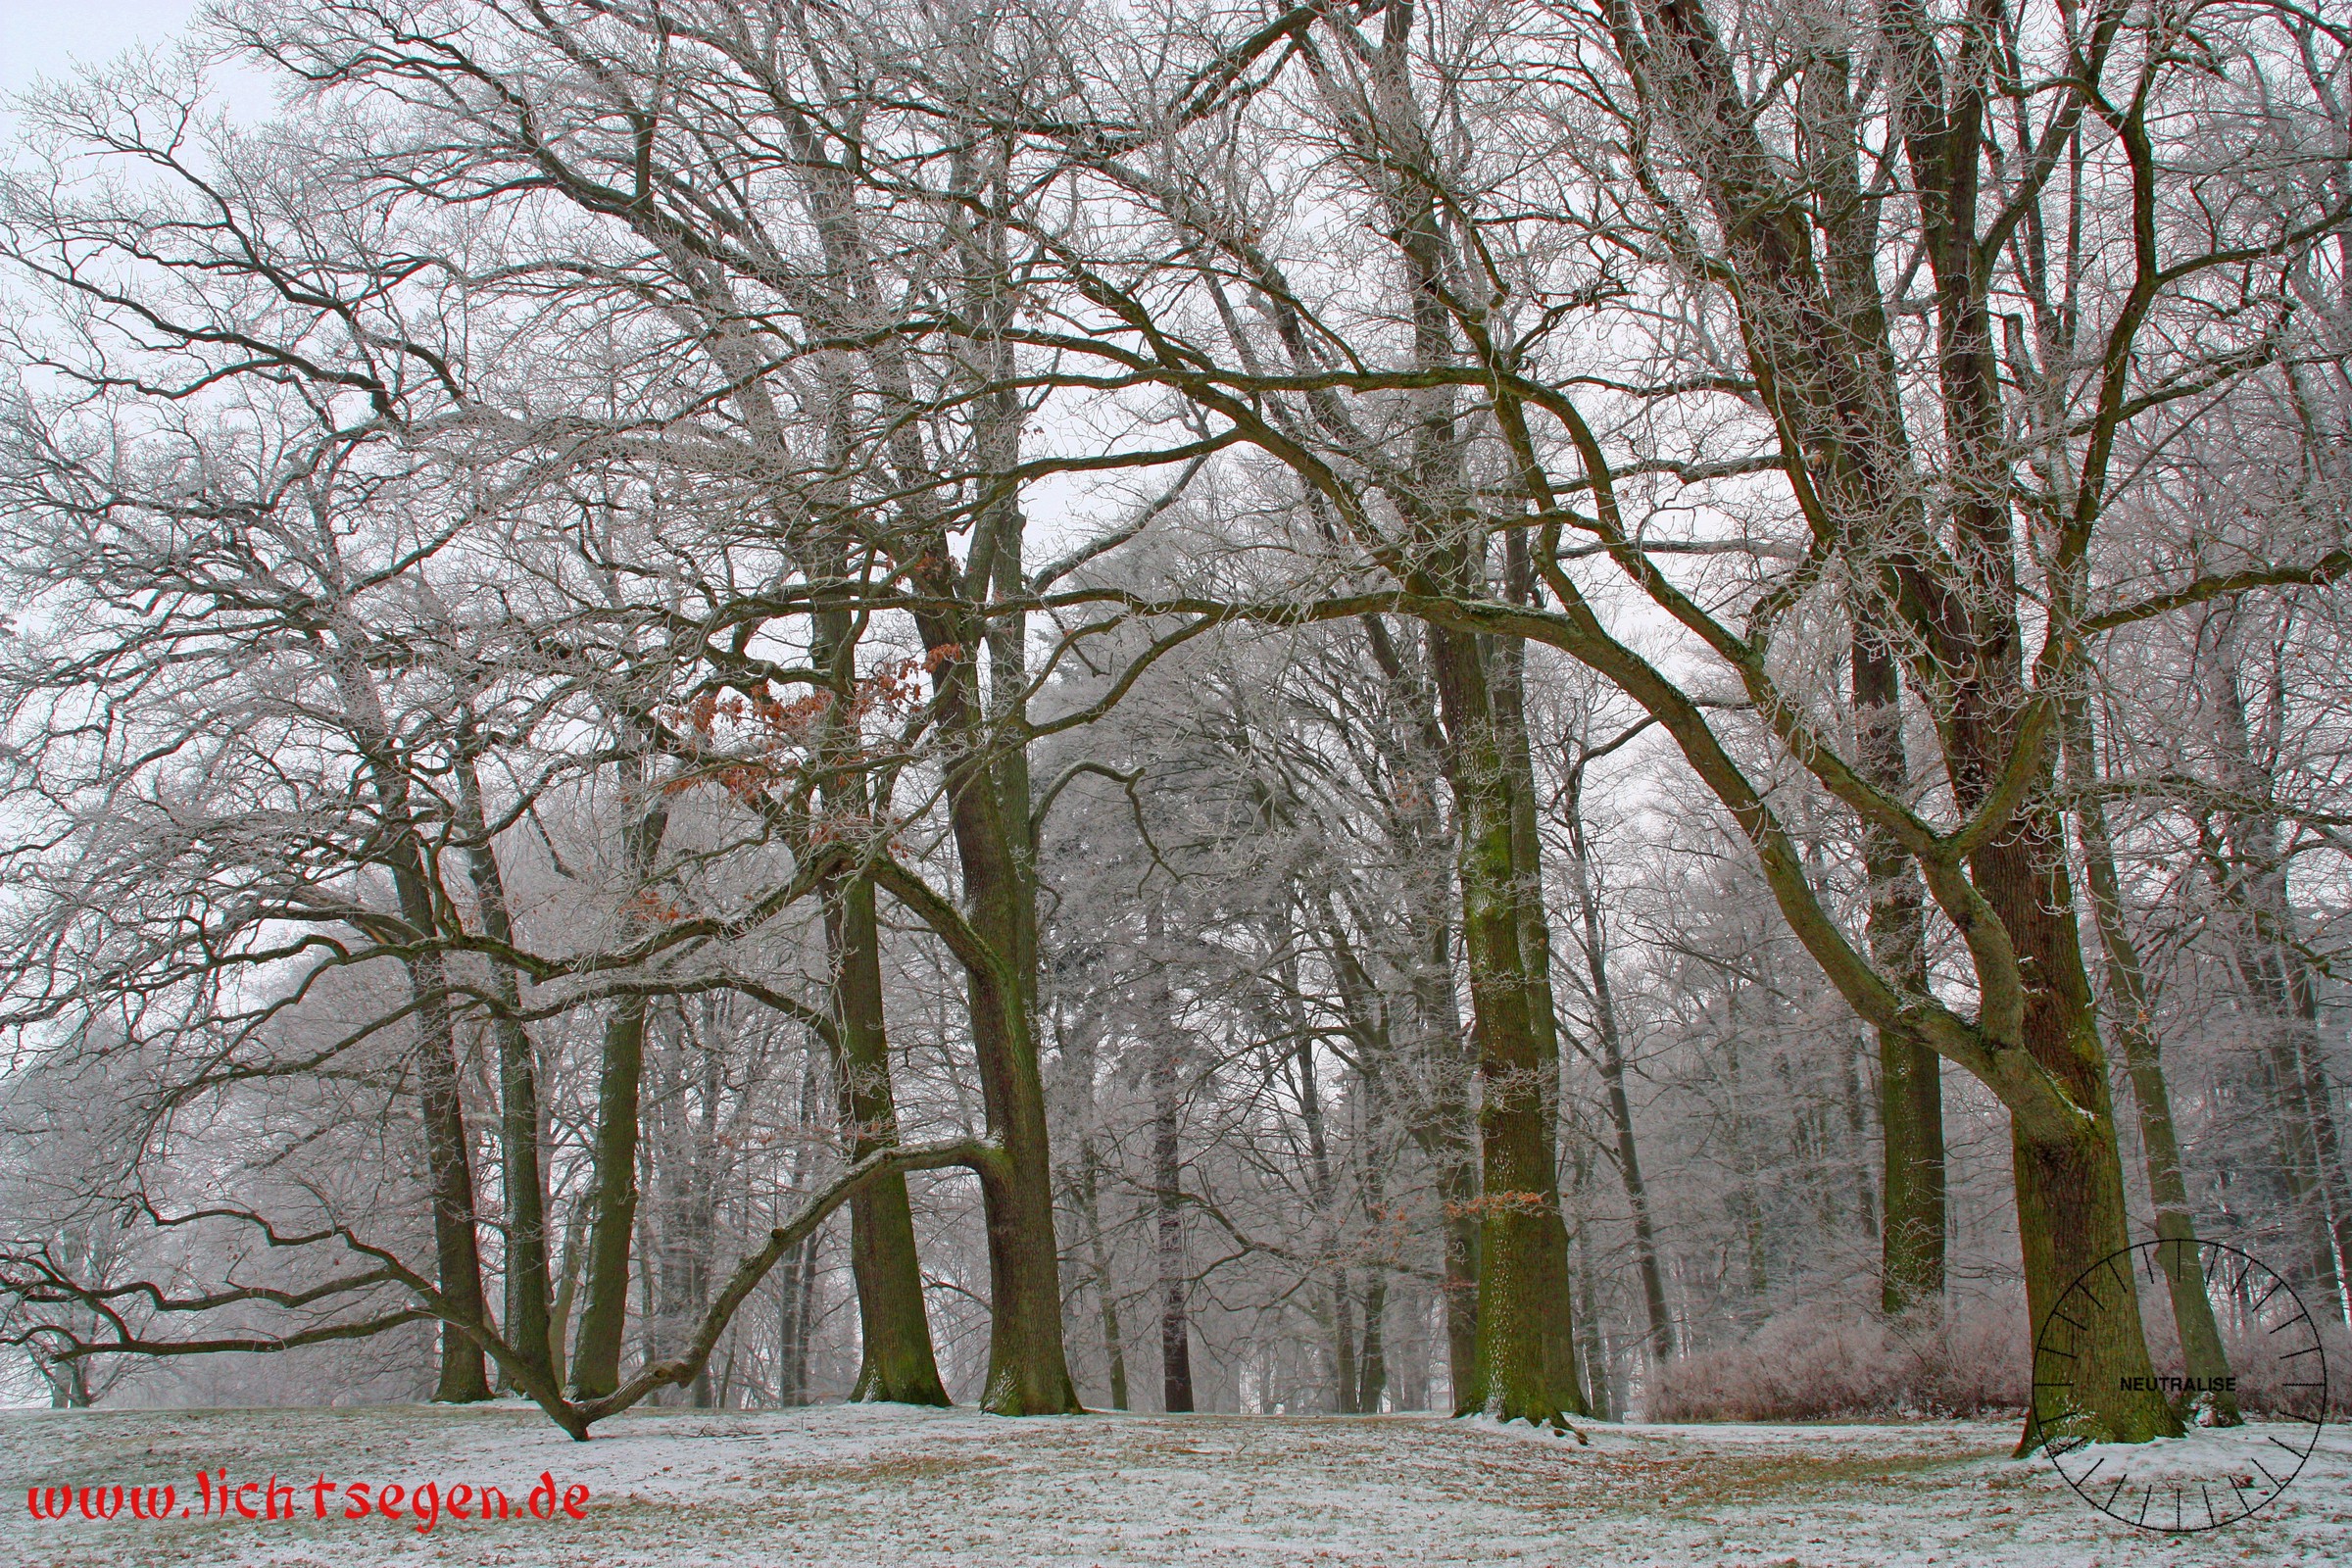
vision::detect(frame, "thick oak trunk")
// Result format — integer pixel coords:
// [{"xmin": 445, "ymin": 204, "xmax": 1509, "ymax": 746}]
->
[
  {"xmin": 1429, "ymin": 624, "xmax": 1587, "ymax": 1427},
  {"xmin": 1976, "ymin": 820, "xmax": 2180, "ymax": 1449}
]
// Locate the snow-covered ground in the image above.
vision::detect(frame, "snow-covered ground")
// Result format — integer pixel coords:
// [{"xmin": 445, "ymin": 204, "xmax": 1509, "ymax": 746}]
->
[{"xmin": 3, "ymin": 1401, "xmax": 2344, "ymax": 1566}]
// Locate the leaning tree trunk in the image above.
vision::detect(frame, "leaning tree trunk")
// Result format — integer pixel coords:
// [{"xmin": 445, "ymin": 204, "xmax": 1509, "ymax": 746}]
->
[
  {"xmin": 334, "ymin": 656, "xmax": 491, "ymax": 1404},
  {"xmin": 2064, "ymin": 695, "xmax": 2238, "ymax": 1422}
]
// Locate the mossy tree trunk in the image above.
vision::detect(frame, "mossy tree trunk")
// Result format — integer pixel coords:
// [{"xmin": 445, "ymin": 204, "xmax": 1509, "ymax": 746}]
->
[
  {"xmin": 568, "ymin": 750, "xmax": 670, "ymax": 1402},
  {"xmin": 812, "ymin": 595, "xmax": 949, "ymax": 1407},
  {"xmin": 1851, "ymin": 628, "xmax": 1945, "ymax": 1316},
  {"xmin": 1430, "ymin": 623, "xmax": 1588, "ymax": 1428}
]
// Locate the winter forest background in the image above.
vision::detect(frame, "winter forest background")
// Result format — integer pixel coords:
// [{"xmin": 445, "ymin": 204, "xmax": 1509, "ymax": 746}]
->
[{"xmin": 0, "ymin": 0, "xmax": 2347, "ymax": 1445}]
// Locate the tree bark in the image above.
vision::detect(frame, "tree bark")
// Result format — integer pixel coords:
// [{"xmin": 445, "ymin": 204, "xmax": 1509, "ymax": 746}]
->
[
  {"xmin": 1851, "ymin": 629, "xmax": 1945, "ymax": 1315},
  {"xmin": 569, "ymin": 750, "xmax": 671, "ymax": 1401},
  {"xmin": 809, "ymin": 587, "xmax": 947, "ymax": 1404},
  {"xmin": 1429, "ymin": 623, "xmax": 1588, "ymax": 1426},
  {"xmin": 455, "ymin": 747, "xmax": 555, "ymax": 1392},
  {"xmin": 1152, "ymin": 941, "xmax": 1197, "ymax": 1414},
  {"xmin": 2064, "ymin": 693, "xmax": 2239, "ymax": 1422}
]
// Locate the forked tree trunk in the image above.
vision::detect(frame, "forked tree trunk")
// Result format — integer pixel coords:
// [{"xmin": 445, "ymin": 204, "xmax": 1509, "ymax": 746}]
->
[{"xmin": 455, "ymin": 748, "xmax": 555, "ymax": 1392}]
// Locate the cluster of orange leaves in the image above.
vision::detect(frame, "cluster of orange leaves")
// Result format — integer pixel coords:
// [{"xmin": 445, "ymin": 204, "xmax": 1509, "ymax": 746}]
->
[
  {"xmin": 628, "ymin": 888, "xmax": 688, "ymax": 924},
  {"xmin": 661, "ymin": 648, "xmax": 957, "ymax": 808}
]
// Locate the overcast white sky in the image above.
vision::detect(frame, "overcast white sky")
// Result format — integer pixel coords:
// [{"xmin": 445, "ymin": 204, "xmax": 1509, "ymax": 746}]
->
[{"xmin": 1, "ymin": 0, "xmax": 211, "ymax": 94}]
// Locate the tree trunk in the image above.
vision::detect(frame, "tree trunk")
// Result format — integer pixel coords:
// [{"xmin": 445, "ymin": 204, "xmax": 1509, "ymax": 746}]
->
[
  {"xmin": 1355, "ymin": 1269, "xmax": 1389, "ymax": 1415},
  {"xmin": 825, "ymin": 859, "xmax": 949, "ymax": 1405},
  {"xmin": 2204, "ymin": 623, "xmax": 2352, "ymax": 1322},
  {"xmin": 1064, "ymin": 1014, "xmax": 1131, "ymax": 1409},
  {"xmin": 455, "ymin": 748, "xmax": 555, "ymax": 1392},
  {"xmin": 897, "ymin": 546, "xmax": 1079, "ymax": 1413},
  {"xmin": 928, "ymin": 754, "xmax": 1080, "ymax": 1415},
  {"xmin": 545, "ymin": 1189, "xmax": 590, "ymax": 1389},
  {"xmin": 1429, "ymin": 624, "xmax": 1587, "ymax": 1426},
  {"xmin": 1851, "ymin": 628, "xmax": 1945, "ymax": 1315},
  {"xmin": 411, "ymin": 954, "xmax": 493, "ymax": 1403},
  {"xmin": 570, "ymin": 752, "xmax": 671, "ymax": 1400},
  {"xmin": 1566, "ymin": 1132, "xmax": 1615, "ymax": 1419},
  {"xmin": 328, "ymin": 653, "xmax": 492, "ymax": 1403},
  {"xmin": 1352, "ymin": 1053, "xmax": 1392, "ymax": 1415},
  {"xmin": 2064, "ymin": 694, "xmax": 2239, "ymax": 1421},
  {"xmin": 1981, "ymin": 816, "xmax": 2180, "ymax": 1449},
  {"xmin": 1561, "ymin": 762, "xmax": 1675, "ymax": 1364},
  {"xmin": 1358, "ymin": 616, "xmax": 1482, "ymax": 1412},
  {"xmin": 1494, "ymin": 537, "xmax": 1586, "ymax": 1415},
  {"xmin": 1152, "ymin": 1010, "xmax": 1196, "ymax": 1413},
  {"xmin": 1083, "ymin": 1148, "xmax": 1130, "ymax": 1410},
  {"xmin": 1285, "ymin": 1011, "xmax": 1354, "ymax": 1413}
]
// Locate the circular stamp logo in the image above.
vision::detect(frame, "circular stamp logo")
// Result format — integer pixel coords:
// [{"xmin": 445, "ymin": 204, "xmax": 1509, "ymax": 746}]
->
[{"xmin": 2032, "ymin": 1238, "xmax": 2328, "ymax": 1532}]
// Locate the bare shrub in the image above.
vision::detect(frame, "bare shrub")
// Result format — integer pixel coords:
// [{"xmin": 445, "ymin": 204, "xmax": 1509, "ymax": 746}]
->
[
  {"xmin": 1648, "ymin": 1303, "xmax": 2028, "ymax": 1422},
  {"xmin": 2222, "ymin": 1315, "xmax": 2350, "ymax": 1421}
]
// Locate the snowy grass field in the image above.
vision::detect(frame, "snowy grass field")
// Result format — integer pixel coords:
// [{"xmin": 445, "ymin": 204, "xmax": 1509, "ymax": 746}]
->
[{"xmin": 2, "ymin": 1403, "xmax": 2344, "ymax": 1567}]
